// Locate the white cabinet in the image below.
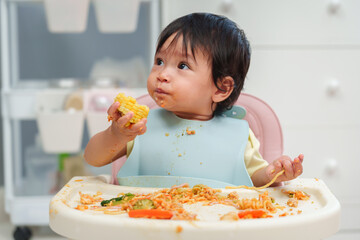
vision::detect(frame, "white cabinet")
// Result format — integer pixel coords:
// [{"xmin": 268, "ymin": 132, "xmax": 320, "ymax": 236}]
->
[
  {"xmin": 162, "ymin": 0, "xmax": 360, "ymax": 238},
  {"xmin": 162, "ymin": 0, "xmax": 360, "ymax": 45},
  {"xmin": 247, "ymin": 49, "xmax": 360, "ymax": 199},
  {"xmin": 248, "ymin": 49, "xmax": 360, "ymax": 126}
]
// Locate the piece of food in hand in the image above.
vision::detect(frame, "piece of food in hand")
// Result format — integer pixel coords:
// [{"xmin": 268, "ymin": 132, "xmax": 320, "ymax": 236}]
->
[{"xmin": 113, "ymin": 93, "xmax": 149, "ymax": 126}]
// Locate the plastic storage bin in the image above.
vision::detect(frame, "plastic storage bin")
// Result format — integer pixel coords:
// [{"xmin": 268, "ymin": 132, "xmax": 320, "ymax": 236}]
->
[
  {"xmin": 24, "ymin": 135, "xmax": 58, "ymax": 196},
  {"xmin": 93, "ymin": 0, "xmax": 141, "ymax": 33},
  {"xmin": 84, "ymin": 89, "xmax": 118, "ymax": 138},
  {"xmin": 36, "ymin": 89, "xmax": 85, "ymax": 153},
  {"xmin": 44, "ymin": 0, "xmax": 90, "ymax": 33}
]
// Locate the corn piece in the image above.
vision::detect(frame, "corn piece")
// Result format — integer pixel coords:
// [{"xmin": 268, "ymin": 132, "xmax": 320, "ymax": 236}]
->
[{"xmin": 114, "ymin": 93, "xmax": 149, "ymax": 126}]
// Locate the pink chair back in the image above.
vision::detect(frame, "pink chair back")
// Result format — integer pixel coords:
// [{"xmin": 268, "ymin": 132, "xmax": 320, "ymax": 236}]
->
[
  {"xmin": 235, "ymin": 93, "xmax": 283, "ymax": 162},
  {"xmin": 110, "ymin": 93, "xmax": 283, "ymax": 184}
]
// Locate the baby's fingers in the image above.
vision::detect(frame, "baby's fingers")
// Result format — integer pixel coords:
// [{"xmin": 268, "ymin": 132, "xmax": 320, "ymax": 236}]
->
[
  {"xmin": 293, "ymin": 154, "xmax": 304, "ymax": 177},
  {"xmin": 297, "ymin": 154, "xmax": 304, "ymax": 163},
  {"xmin": 267, "ymin": 160, "xmax": 283, "ymax": 179},
  {"xmin": 130, "ymin": 119, "xmax": 147, "ymax": 135},
  {"xmin": 270, "ymin": 156, "xmax": 294, "ymax": 181},
  {"xmin": 282, "ymin": 158, "xmax": 295, "ymax": 179},
  {"xmin": 273, "ymin": 160, "xmax": 284, "ymax": 172},
  {"xmin": 116, "ymin": 112, "xmax": 134, "ymax": 127},
  {"xmin": 107, "ymin": 102, "xmax": 121, "ymax": 120}
]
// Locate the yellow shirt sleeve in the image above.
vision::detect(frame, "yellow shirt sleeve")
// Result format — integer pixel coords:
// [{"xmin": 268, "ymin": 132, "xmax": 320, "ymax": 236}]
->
[
  {"xmin": 126, "ymin": 129, "xmax": 268, "ymax": 177},
  {"xmin": 127, "ymin": 140, "xmax": 134, "ymax": 158},
  {"xmin": 245, "ymin": 128, "xmax": 268, "ymax": 177}
]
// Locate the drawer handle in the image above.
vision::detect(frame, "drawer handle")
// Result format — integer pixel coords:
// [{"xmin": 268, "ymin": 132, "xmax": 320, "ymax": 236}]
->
[
  {"xmin": 221, "ymin": 0, "xmax": 233, "ymax": 12},
  {"xmin": 328, "ymin": 0, "xmax": 341, "ymax": 13},
  {"xmin": 325, "ymin": 158, "xmax": 339, "ymax": 175},
  {"xmin": 326, "ymin": 78, "xmax": 340, "ymax": 96}
]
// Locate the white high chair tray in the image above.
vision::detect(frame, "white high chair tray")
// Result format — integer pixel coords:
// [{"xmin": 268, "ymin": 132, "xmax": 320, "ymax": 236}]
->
[{"xmin": 49, "ymin": 175, "xmax": 340, "ymax": 240}]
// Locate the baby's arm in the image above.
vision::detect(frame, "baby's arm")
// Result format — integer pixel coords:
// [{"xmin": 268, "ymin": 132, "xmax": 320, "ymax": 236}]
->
[
  {"xmin": 84, "ymin": 101, "xmax": 147, "ymax": 167},
  {"xmin": 251, "ymin": 154, "xmax": 304, "ymax": 187}
]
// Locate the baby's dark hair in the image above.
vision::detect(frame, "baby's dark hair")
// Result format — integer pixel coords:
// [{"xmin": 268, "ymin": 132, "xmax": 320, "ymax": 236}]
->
[{"xmin": 156, "ymin": 13, "xmax": 251, "ymax": 115}]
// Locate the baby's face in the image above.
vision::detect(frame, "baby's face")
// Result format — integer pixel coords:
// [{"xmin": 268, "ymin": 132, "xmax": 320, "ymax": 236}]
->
[{"xmin": 147, "ymin": 34, "xmax": 217, "ymax": 120}]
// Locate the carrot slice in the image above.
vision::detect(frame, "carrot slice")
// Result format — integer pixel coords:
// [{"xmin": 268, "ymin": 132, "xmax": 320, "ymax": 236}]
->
[
  {"xmin": 128, "ymin": 209, "xmax": 173, "ymax": 219},
  {"xmin": 238, "ymin": 210, "xmax": 267, "ymax": 219}
]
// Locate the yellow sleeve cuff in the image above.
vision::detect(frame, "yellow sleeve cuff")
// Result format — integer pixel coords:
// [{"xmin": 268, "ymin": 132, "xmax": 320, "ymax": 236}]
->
[
  {"xmin": 244, "ymin": 129, "xmax": 268, "ymax": 177},
  {"xmin": 126, "ymin": 140, "xmax": 135, "ymax": 158}
]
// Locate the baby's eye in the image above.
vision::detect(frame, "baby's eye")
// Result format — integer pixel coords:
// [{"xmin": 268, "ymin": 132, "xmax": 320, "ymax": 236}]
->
[
  {"xmin": 178, "ymin": 63, "xmax": 189, "ymax": 70},
  {"xmin": 155, "ymin": 58, "xmax": 164, "ymax": 66}
]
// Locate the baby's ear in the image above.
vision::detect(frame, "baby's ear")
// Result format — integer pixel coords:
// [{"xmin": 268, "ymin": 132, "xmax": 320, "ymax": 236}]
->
[{"xmin": 212, "ymin": 76, "xmax": 234, "ymax": 103}]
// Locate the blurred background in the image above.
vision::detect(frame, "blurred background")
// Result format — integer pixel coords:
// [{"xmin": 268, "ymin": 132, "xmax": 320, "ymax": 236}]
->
[{"xmin": 1, "ymin": 0, "xmax": 359, "ymax": 239}]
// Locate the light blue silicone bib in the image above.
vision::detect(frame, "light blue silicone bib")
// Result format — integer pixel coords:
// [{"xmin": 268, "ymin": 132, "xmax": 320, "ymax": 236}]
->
[{"xmin": 119, "ymin": 107, "xmax": 253, "ymax": 187}]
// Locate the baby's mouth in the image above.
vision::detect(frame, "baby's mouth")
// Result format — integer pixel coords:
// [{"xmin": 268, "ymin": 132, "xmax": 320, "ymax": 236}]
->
[
  {"xmin": 155, "ymin": 88, "xmax": 168, "ymax": 95},
  {"xmin": 154, "ymin": 89, "xmax": 168, "ymax": 108}
]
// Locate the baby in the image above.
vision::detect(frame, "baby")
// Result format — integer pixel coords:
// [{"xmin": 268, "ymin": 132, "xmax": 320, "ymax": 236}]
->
[{"xmin": 84, "ymin": 13, "xmax": 303, "ymax": 187}]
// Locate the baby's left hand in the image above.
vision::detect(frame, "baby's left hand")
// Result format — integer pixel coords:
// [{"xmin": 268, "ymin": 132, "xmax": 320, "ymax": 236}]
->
[{"xmin": 266, "ymin": 154, "xmax": 304, "ymax": 183}]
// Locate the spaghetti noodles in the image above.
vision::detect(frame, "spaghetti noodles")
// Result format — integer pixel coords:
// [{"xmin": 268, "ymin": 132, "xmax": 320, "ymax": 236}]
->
[
  {"xmin": 75, "ymin": 178, "xmax": 312, "ymax": 221},
  {"xmin": 226, "ymin": 170, "xmax": 285, "ymax": 191}
]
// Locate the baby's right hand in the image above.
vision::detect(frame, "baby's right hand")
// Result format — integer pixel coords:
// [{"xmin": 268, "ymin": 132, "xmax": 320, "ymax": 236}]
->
[{"xmin": 107, "ymin": 102, "xmax": 147, "ymax": 141}]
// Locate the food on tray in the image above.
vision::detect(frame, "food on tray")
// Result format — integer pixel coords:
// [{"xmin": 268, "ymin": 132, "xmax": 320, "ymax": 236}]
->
[
  {"xmin": 100, "ymin": 193, "xmax": 135, "ymax": 206},
  {"xmin": 281, "ymin": 189, "xmax": 310, "ymax": 200},
  {"xmin": 128, "ymin": 209, "xmax": 173, "ymax": 219},
  {"xmin": 236, "ymin": 191, "xmax": 276, "ymax": 212},
  {"xmin": 110, "ymin": 93, "xmax": 149, "ymax": 126},
  {"xmin": 220, "ymin": 210, "xmax": 272, "ymax": 221},
  {"xmin": 132, "ymin": 198, "xmax": 155, "ymax": 210},
  {"xmin": 220, "ymin": 211, "xmax": 239, "ymax": 221},
  {"xmin": 287, "ymin": 198, "xmax": 298, "ymax": 208},
  {"xmin": 75, "ymin": 184, "xmax": 310, "ymax": 221},
  {"xmin": 79, "ymin": 191, "xmax": 103, "ymax": 205},
  {"xmin": 237, "ymin": 209, "xmax": 272, "ymax": 219}
]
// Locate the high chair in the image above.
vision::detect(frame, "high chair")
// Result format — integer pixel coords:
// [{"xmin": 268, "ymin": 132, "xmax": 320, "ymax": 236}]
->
[
  {"xmin": 110, "ymin": 93, "xmax": 284, "ymax": 185},
  {"xmin": 49, "ymin": 93, "xmax": 340, "ymax": 240}
]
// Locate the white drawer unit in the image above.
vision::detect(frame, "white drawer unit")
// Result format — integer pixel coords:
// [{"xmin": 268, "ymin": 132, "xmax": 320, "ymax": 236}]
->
[
  {"xmin": 245, "ymin": 49, "xmax": 360, "ymax": 126},
  {"xmin": 161, "ymin": 0, "xmax": 360, "ymax": 46},
  {"xmin": 282, "ymin": 125, "xmax": 360, "ymax": 199},
  {"xmin": 161, "ymin": 0, "xmax": 360, "ymax": 238}
]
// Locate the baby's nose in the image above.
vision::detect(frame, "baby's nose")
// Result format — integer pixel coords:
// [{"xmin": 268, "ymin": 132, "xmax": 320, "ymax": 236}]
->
[{"xmin": 158, "ymin": 70, "xmax": 170, "ymax": 82}]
